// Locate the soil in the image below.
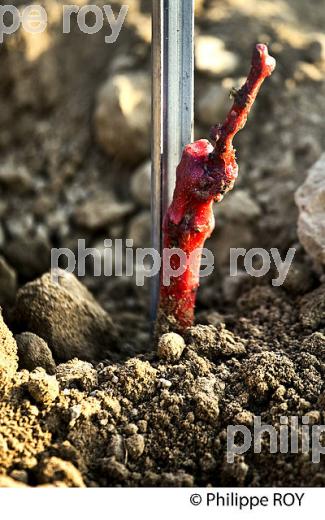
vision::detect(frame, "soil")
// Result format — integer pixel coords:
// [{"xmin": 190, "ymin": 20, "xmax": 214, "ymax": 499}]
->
[{"xmin": 0, "ymin": 0, "xmax": 325, "ymax": 487}]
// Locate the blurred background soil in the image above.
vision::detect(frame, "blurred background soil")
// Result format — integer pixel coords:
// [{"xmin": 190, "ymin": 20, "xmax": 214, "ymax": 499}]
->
[{"xmin": 0, "ymin": 0, "xmax": 325, "ymax": 487}]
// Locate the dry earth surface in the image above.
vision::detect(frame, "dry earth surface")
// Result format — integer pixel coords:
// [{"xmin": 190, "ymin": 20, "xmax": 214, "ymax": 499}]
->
[{"xmin": 0, "ymin": 0, "xmax": 325, "ymax": 487}]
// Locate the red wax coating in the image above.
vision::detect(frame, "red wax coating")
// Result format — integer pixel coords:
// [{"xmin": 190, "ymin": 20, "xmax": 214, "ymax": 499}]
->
[{"xmin": 158, "ymin": 44, "xmax": 276, "ymax": 330}]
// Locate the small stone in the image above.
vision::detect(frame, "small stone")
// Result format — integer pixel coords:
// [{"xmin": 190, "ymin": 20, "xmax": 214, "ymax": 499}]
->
[
  {"xmin": 131, "ymin": 160, "xmax": 151, "ymax": 207},
  {"xmin": 197, "ymin": 83, "xmax": 229, "ymax": 126},
  {"xmin": 109, "ymin": 53, "xmax": 139, "ymax": 74},
  {"xmin": 56, "ymin": 359, "xmax": 98, "ymax": 392},
  {"xmin": 159, "ymin": 378, "xmax": 172, "ymax": 388},
  {"xmin": 70, "ymin": 404, "xmax": 82, "ymax": 421},
  {"xmin": 210, "ymin": 221, "xmax": 255, "ymax": 267},
  {"xmin": 304, "ymin": 34, "xmax": 325, "ymax": 62},
  {"xmin": 125, "ymin": 434, "xmax": 145, "ymax": 460},
  {"xmin": 73, "ymin": 191, "xmax": 134, "ymax": 231},
  {"xmin": 0, "ymin": 311, "xmax": 18, "ymax": 395},
  {"xmin": 281, "ymin": 261, "xmax": 314, "ymax": 295},
  {"xmin": 197, "ymin": 77, "xmax": 244, "ymax": 126},
  {"xmin": 294, "ymin": 62, "xmax": 324, "ymax": 82},
  {"xmin": 9, "ymin": 469, "xmax": 28, "ymax": 484},
  {"xmin": 5, "ymin": 214, "xmax": 34, "ymax": 239},
  {"xmin": 107, "ymin": 434, "xmax": 125, "ymax": 462},
  {"xmin": 124, "ymin": 423, "xmax": 138, "ymax": 435},
  {"xmin": 0, "ymin": 256, "xmax": 17, "ymax": 305},
  {"xmin": 16, "ymin": 332, "xmax": 56, "ymax": 374},
  {"xmin": 137, "ymin": 420, "xmax": 147, "ymax": 433},
  {"xmin": 4, "ymin": 235, "xmax": 51, "ymax": 279},
  {"xmin": 0, "ymin": 161, "xmax": 32, "ymax": 192},
  {"xmin": 14, "ymin": 269, "xmax": 118, "ymax": 362},
  {"xmin": 222, "ymin": 271, "xmax": 251, "ymax": 302},
  {"xmin": 102, "ymin": 457, "xmax": 129, "ymax": 482},
  {"xmin": 295, "ymin": 153, "xmax": 325, "ymax": 265},
  {"xmin": 195, "ymin": 36, "xmax": 238, "ymax": 76},
  {"xmin": 217, "ymin": 189, "xmax": 261, "ymax": 222},
  {"xmin": 127, "ymin": 210, "xmax": 151, "ymax": 248},
  {"xmin": 157, "ymin": 332, "xmax": 186, "ymax": 362},
  {"xmin": 94, "ymin": 72, "xmax": 150, "ymax": 164},
  {"xmin": 27, "ymin": 368, "xmax": 59, "ymax": 405},
  {"xmin": 197, "ymin": 311, "xmax": 225, "ymax": 327},
  {"xmin": 295, "ymin": 135, "xmax": 322, "ymax": 166}
]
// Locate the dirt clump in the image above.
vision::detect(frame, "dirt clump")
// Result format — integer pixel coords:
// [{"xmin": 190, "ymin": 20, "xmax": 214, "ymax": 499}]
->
[{"xmin": 27, "ymin": 368, "xmax": 59, "ymax": 406}]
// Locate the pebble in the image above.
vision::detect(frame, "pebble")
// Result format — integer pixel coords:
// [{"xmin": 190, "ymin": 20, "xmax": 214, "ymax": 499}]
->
[
  {"xmin": 127, "ymin": 210, "xmax": 151, "ymax": 248},
  {"xmin": 157, "ymin": 333, "xmax": 186, "ymax": 362},
  {"xmin": 159, "ymin": 378, "xmax": 172, "ymax": 388},
  {"xmin": 15, "ymin": 332, "xmax": 56, "ymax": 374},
  {"xmin": 73, "ymin": 191, "xmax": 134, "ymax": 231},
  {"xmin": 70, "ymin": 404, "xmax": 82, "ymax": 421},
  {"xmin": 197, "ymin": 77, "xmax": 244, "ymax": 126},
  {"xmin": 0, "ymin": 256, "xmax": 17, "ymax": 306},
  {"xmin": 9, "ymin": 470, "xmax": 28, "ymax": 484},
  {"xmin": 107, "ymin": 434, "xmax": 125, "ymax": 462},
  {"xmin": 304, "ymin": 34, "xmax": 325, "ymax": 62},
  {"xmin": 124, "ymin": 423, "xmax": 138, "ymax": 435},
  {"xmin": 94, "ymin": 71, "xmax": 150, "ymax": 164},
  {"xmin": 137, "ymin": 420, "xmax": 147, "ymax": 433},
  {"xmin": 125, "ymin": 434, "xmax": 145, "ymax": 460},
  {"xmin": 130, "ymin": 160, "xmax": 151, "ymax": 207},
  {"xmin": 4, "ymin": 235, "xmax": 51, "ymax": 279},
  {"xmin": 14, "ymin": 269, "xmax": 119, "ymax": 362},
  {"xmin": 195, "ymin": 36, "xmax": 238, "ymax": 76},
  {"xmin": 295, "ymin": 153, "xmax": 325, "ymax": 265},
  {"xmin": 222, "ymin": 271, "xmax": 251, "ymax": 302},
  {"xmin": 0, "ymin": 161, "xmax": 32, "ymax": 192},
  {"xmin": 217, "ymin": 189, "xmax": 261, "ymax": 222},
  {"xmin": 5, "ymin": 214, "xmax": 34, "ymax": 238},
  {"xmin": 294, "ymin": 62, "xmax": 324, "ymax": 82},
  {"xmin": 281, "ymin": 261, "xmax": 314, "ymax": 295}
]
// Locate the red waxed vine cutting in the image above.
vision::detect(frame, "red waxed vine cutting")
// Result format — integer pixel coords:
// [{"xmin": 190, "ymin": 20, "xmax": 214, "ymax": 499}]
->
[{"xmin": 158, "ymin": 43, "xmax": 276, "ymax": 331}]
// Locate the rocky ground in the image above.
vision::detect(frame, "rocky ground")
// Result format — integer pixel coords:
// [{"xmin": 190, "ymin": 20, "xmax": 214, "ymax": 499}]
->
[{"xmin": 0, "ymin": 0, "xmax": 325, "ymax": 487}]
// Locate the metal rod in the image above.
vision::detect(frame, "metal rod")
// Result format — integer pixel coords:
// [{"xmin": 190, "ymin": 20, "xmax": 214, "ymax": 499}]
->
[
  {"xmin": 151, "ymin": 0, "xmax": 163, "ymax": 323},
  {"xmin": 151, "ymin": 0, "xmax": 194, "ymax": 323}
]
